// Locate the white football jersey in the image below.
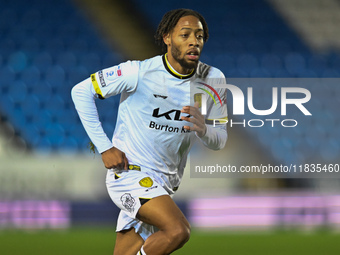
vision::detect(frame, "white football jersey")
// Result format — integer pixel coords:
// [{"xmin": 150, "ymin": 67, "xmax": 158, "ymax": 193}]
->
[{"xmin": 74, "ymin": 54, "xmax": 228, "ymax": 189}]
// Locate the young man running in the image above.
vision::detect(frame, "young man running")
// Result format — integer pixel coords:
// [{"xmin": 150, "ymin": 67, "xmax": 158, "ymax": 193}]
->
[{"xmin": 72, "ymin": 8, "xmax": 228, "ymax": 255}]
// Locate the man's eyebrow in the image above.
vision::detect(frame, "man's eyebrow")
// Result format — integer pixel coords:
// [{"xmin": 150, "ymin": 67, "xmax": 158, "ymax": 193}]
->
[{"xmin": 180, "ymin": 27, "xmax": 204, "ymax": 32}]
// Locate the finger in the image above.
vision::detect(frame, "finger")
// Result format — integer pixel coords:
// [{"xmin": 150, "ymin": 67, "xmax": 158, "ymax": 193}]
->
[
  {"xmin": 182, "ymin": 102, "xmax": 199, "ymax": 111},
  {"xmin": 181, "ymin": 116, "xmax": 201, "ymax": 127},
  {"xmin": 123, "ymin": 154, "xmax": 129, "ymax": 170},
  {"xmin": 183, "ymin": 125, "xmax": 199, "ymax": 132},
  {"xmin": 181, "ymin": 106, "xmax": 190, "ymax": 113},
  {"xmin": 182, "ymin": 107, "xmax": 199, "ymax": 117},
  {"xmin": 189, "ymin": 106, "xmax": 201, "ymax": 116},
  {"xmin": 183, "ymin": 125, "xmax": 191, "ymax": 131},
  {"xmin": 180, "ymin": 115, "xmax": 191, "ymax": 122},
  {"xmin": 116, "ymin": 162, "xmax": 124, "ymax": 170}
]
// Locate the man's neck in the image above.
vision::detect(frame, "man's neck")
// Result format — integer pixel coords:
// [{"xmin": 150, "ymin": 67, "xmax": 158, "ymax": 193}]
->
[{"xmin": 165, "ymin": 53, "xmax": 194, "ymax": 75}]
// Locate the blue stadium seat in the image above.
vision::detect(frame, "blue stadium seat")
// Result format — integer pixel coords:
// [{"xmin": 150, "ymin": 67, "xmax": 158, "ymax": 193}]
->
[
  {"xmin": 21, "ymin": 66, "xmax": 41, "ymax": 85},
  {"xmin": 307, "ymin": 55, "xmax": 328, "ymax": 75},
  {"xmin": 284, "ymin": 53, "xmax": 306, "ymax": 75},
  {"xmin": 45, "ymin": 123, "xmax": 65, "ymax": 148},
  {"xmin": 260, "ymin": 54, "xmax": 283, "ymax": 74},
  {"xmin": 271, "ymin": 41, "xmax": 292, "ymax": 55},
  {"xmin": 33, "ymin": 52, "xmax": 53, "ymax": 71},
  {"xmin": 45, "ymin": 37, "xmax": 66, "ymax": 55},
  {"xmin": 226, "ymin": 68, "xmax": 248, "ymax": 78},
  {"xmin": 249, "ymin": 67, "xmax": 271, "ymax": 77},
  {"xmin": 236, "ymin": 54, "xmax": 259, "ymax": 74},
  {"xmin": 67, "ymin": 39, "xmax": 89, "ymax": 54},
  {"xmin": 102, "ymin": 52, "xmax": 124, "ymax": 68},
  {"xmin": 32, "ymin": 80, "xmax": 53, "ymax": 104},
  {"xmin": 0, "ymin": 9, "xmax": 17, "ymax": 30},
  {"xmin": 44, "ymin": 65, "xmax": 65, "ymax": 88},
  {"xmin": 20, "ymin": 94, "xmax": 40, "ymax": 120},
  {"xmin": 0, "ymin": 66, "xmax": 16, "ymax": 86},
  {"xmin": 22, "ymin": 38, "xmax": 41, "ymax": 57},
  {"xmin": 79, "ymin": 53, "xmax": 101, "ymax": 72},
  {"xmin": 212, "ymin": 54, "xmax": 235, "ymax": 71},
  {"xmin": 31, "ymin": 109, "xmax": 53, "ymax": 129},
  {"xmin": 68, "ymin": 66, "xmax": 89, "ymax": 85},
  {"xmin": 60, "ymin": 136, "xmax": 80, "ymax": 151},
  {"xmin": 0, "ymin": 39, "xmax": 17, "ymax": 59},
  {"xmin": 246, "ymin": 40, "xmax": 268, "ymax": 54},
  {"xmin": 56, "ymin": 52, "xmax": 77, "ymax": 70},
  {"xmin": 8, "ymin": 51, "xmax": 28, "ymax": 72},
  {"xmin": 0, "ymin": 96, "xmax": 15, "ymax": 117},
  {"xmin": 8, "ymin": 81, "xmax": 28, "ymax": 104}
]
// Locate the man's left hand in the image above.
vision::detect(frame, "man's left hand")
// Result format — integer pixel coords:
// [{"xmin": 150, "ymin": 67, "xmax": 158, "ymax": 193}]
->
[{"xmin": 181, "ymin": 102, "xmax": 207, "ymax": 137}]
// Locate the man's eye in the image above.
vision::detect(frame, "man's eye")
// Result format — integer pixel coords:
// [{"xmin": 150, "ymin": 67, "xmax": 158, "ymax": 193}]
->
[
  {"xmin": 181, "ymin": 34, "xmax": 188, "ymax": 37},
  {"xmin": 197, "ymin": 34, "xmax": 203, "ymax": 39}
]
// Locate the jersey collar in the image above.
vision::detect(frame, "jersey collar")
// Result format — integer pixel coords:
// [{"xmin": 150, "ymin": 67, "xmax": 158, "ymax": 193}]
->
[{"xmin": 162, "ymin": 54, "xmax": 195, "ymax": 79}]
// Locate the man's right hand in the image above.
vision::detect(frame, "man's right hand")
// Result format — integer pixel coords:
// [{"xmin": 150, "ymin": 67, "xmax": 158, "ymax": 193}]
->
[{"xmin": 101, "ymin": 147, "xmax": 129, "ymax": 170}]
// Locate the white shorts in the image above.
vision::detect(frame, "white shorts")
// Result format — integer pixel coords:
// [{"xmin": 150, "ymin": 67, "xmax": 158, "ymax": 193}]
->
[{"xmin": 106, "ymin": 167, "xmax": 170, "ymax": 240}]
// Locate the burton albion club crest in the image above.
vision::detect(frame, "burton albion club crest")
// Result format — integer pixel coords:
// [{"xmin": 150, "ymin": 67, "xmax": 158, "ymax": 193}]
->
[{"xmin": 139, "ymin": 177, "xmax": 154, "ymax": 188}]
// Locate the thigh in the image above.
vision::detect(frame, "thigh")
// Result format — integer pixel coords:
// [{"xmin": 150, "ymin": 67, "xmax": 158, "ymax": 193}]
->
[
  {"xmin": 114, "ymin": 228, "xmax": 144, "ymax": 255},
  {"xmin": 137, "ymin": 195, "xmax": 190, "ymax": 231}
]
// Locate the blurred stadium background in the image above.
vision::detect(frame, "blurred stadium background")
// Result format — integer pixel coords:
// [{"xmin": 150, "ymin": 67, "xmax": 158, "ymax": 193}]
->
[{"xmin": 0, "ymin": 0, "xmax": 340, "ymax": 254}]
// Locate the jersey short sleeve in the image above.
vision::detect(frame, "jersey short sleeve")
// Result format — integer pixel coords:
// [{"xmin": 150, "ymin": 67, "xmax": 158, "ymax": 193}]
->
[{"xmin": 91, "ymin": 60, "xmax": 139, "ymax": 99}]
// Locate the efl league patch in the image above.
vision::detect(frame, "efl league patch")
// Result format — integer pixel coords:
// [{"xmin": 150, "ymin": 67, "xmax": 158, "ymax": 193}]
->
[
  {"xmin": 139, "ymin": 177, "xmax": 153, "ymax": 188},
  {"xmin": 104, "ymin": 65, "xmax": 122, "ymax": 81}
]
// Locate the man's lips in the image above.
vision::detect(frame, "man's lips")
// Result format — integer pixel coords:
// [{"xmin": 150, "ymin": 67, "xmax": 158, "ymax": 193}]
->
[
  {"xmin": 187, "ymin": 54, "xmax": 199, "ymax": 60},
  {"xmin": 186, "ymin": 49, "xmax": 199, "ymax": 60}
]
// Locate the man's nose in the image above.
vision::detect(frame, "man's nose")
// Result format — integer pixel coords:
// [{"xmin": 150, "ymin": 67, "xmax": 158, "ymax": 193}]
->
[{"xmin": 188, "ymin": 34, "xmax": 199, "ymax": 47}]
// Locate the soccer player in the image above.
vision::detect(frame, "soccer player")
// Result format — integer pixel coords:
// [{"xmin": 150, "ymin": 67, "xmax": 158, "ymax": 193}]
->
[{"xmin": 71, "ymin": 8, "xmax": 228, "ymax": 255}]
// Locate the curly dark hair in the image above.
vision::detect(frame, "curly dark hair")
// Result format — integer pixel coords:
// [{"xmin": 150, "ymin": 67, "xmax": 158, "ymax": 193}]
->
[{"xmin": 155, "ymin": 9, "xmax": 209, "ymax": 53}]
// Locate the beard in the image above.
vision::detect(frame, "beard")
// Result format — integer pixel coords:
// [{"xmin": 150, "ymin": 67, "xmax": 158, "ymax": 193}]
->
[{"xmin": 171, "ymin": 44, "xmax": 199, "ymax": 71}]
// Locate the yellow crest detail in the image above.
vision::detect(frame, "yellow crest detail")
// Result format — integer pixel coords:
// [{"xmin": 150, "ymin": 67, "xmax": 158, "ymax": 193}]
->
[
  {"xmin": 139, "ymin": 177, "xmax": 153, "ymax": 188},
  {"xmin": 194, "ymin": 93, "xmax": 202, "ymax": 108}
]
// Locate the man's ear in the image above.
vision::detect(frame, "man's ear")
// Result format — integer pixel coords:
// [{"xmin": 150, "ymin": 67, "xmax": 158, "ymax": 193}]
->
[{"xmin": 163, "ymin": 33, "xmax": 170, "ymax": 47}]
